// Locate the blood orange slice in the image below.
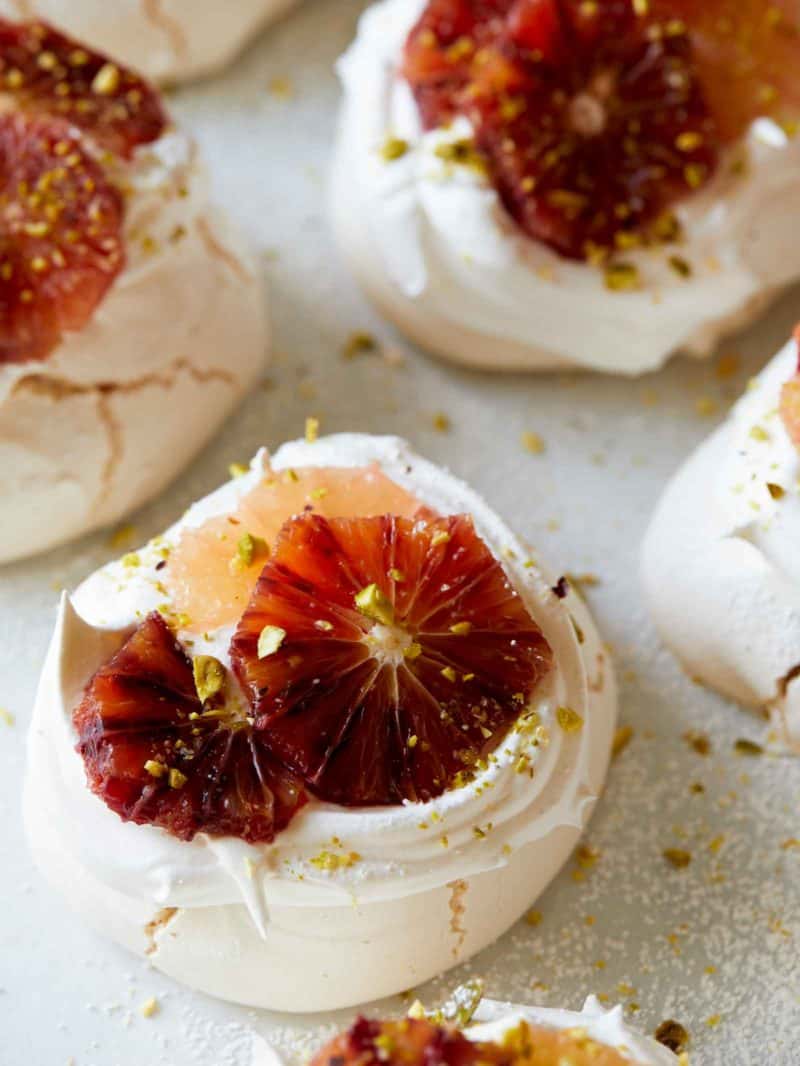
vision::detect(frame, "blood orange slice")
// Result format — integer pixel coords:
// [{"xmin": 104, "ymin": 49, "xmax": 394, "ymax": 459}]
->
[
  {"xmin": 649, "ymin": 1, "xmax": 800, "ymax": 143},
  {"xmin": 780, "ymin": 326, "xmax": 800, "ymax": 450},
  {"xmin": 230, "ymin": 513, "xmax": 552, "ymax": 806},
  {"xmin": 0, "ymin": 19, "xmax": 167, "ymax": 158},
  {"xmin": 74, "ymin": 612, "xmax": 306, "ymax": 843},
  {"xmin": 0, "ymin": 112, "xmax": 125, "ymax": 364},
  {"xmin": 312, "ymin": 1015, "xmax": 636, "ymax": 1066},
  {"xmin": 404, "ymin": 0, "xmax": 719, "ymax": 259},
  {"xmin": 165, "ymin": 463, "xmax": 423, "ymax": 635}
]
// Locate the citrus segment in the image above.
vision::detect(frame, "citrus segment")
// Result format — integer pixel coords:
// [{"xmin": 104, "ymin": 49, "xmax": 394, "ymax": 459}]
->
[
  {"xmin": 404, "ymin": 0, "xmax": 719, "ymax": 259},
  {"xmin": 230, "ymin": 513, "xmax": 553, "ymax": 806},
  {"xmin": 73, "ymin": 612, "xmax": 306, "ymax": 842},
  {"xmin": 0, "ymin": 19, "xmax": 167, "ymax": 158},
  {"xmin": 0, "ymin": 113, "xmax": 125, "ymax": 364},
  {"xmin": 164, "ymin": 463, "xmax": 422, "ymax": 634},
  {"xmin": 649, "ymin": 0, "xmax": 800, "ymax": 143},
  {"xmin": 780, "ymin": 326, "xmax": 800, "ymax": 449}
]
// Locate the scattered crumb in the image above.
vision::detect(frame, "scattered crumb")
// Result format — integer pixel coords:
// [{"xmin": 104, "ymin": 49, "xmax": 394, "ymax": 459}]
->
[
  {"xmin": 267, "ymin": 76, "xmax": 294, "ymax": 99},
  {"xmin": 432, "ymin": 412, "xmax": 451, "ymax": 433},
  {"xmin": 108, "ymin": 524, "xmax": 136, "ymax": 549},
  {"xmin": 521, "ymin": 431, "xmax": 546, "ymax": 454},
  {"xmin": 716, "ymin": 352, "xmax": 741, "ymax": 380},
  {"xmin": 694, "ymin": 396, "xmax": 719, "ymax": 417},
  {"xmin": 0, "ymin": 708, "xmax": 14, "ymax": 726},
  {"xmin": 611, "ymin": 725, "xmax": 634, "ymax": 759},
  {"xmin": 342, "ymin": 331, "xmax": 378, "ymax": 359},
  {"xmin": 140, "ymin": 997, "xmax": 159, "ymax": 1018},
  {"xmin": 683, "ymin": 730, "xmax": 711, "ymax": 756},
  {"xmin": 654, "ymin": 1020, "xmax": 689, "ymax": 1053},
  {"xmin": 663, "ymin": 848, "xmax": 692, "ymax": 870}
]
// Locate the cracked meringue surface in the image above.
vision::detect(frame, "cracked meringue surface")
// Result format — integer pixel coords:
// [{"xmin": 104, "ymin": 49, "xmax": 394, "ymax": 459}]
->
[
  {"xmin": 0, "ymin": 0, "xmax": 297, "ymax": 83},
  {"xmin": 642, "ymin": 337, "xmax": 800, "ymax": 753},
  {"xmin": 0, "ymin": 129, "xmax": 267, "ymax": 565},
  {"xmin": 25, "ymin": 434, "xmax": 617, "ymax": 1011},
  {"xmin": 331, "ymin": 0, "xmax": 800, "ymax": 374}
]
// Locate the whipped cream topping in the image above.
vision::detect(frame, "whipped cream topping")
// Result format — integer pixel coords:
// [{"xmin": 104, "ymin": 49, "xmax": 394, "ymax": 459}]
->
[
  {"xmin": 30, "ymin": 435, "xmax": 610, "ymax": 938},
  {"xmin": 642, "ymin": 338, "xmax": 800, "ymax": 751},
  {"xmin": 0, "ymin": 0, "xmax": 295, "ymax": 84},
  {"xmin": 334, "ymin": 0, "xmax": 800, "ymax": 373},
  {"xmin": 468, "ymin": 997, "xmax": 677, "ymax": 1065}
]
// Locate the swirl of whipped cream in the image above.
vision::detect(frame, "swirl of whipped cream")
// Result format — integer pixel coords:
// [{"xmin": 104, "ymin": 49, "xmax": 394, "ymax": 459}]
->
[
  {"xmin": 26, "ymin": 434, "xmax": 617, "ymax": 1011},
  {"xmin": 0, "ymin": 125, "xmax": 267, "ymax": 563},
  {"xmin": 642, "ymin": 338, "xmax": 800, "ymax": 752},
  {"xmin": 331, "ymin": 0, "xmax": 800, "ymax": 374},
  {"xmin": 0, "ymin": 1, "xmax": 295, "ymax": 84}
]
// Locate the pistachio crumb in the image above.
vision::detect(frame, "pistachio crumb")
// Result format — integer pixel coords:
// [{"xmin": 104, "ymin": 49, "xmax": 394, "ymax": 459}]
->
[
  {"xmin": 663, "ymin": 848, "xmax": 692, "ymax": 869},
  {"xmin": 521, "ymin": 431, "xmax": 546, "ymax": 454},
  {"xmin": 305, "ymin": 416, "xmax": 320, "ymax": 443},
  {"xmin": 556, "ymin": 706, "xmax": 584, "ymax": 733},
  {"xmin": 380, "ymin": 136, "xmax": 410, "ymax": 162},
  {"xmin": 144, "ymin": 760, "xmax": 166, "ymax": 779},
  {"xmin": 355, "ymin": 583, "xmax": 394, "ymax": 625},
  {"xmin": 192, "ymin": 655, "xmax": 226, "ymax": 704},
  {"xmin": 140, "ymin": 996, "xmax": 159, "ymax": 1019},
  {"xmin": 258, "ymin": 625, "xmax": 287, "ymax": 659}
]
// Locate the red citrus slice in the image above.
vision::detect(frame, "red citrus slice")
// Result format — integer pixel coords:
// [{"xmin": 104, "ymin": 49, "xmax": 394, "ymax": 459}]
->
[
  {"xmin": 649, "ymin": 1, "xmax": 800, "ymax": 143},
  {"xmin": 0, "ymin": 19, "xmax": 167, "ymax": 158},
  {"xmin": 74, "ymin": 612, "xmax": 306, "ymax": 843},
  {"xmin": 0, "ymin": 112, "xmax": 125, "ymax": 364},
  {"xmin": 780, "ymin": 325, "xmax": 800, "ymax": 450},
  {"xmin": 404, "ymin": 0, "xmax": 719, "ymax": 259},
  {"xmin": 312, "ymin": 1016, "xmax": 635, "ymax": 1066},
  {"xmin": 230, "ymin": 513, "xmax": 553, "ymax": 806},
  {"xmin": 164, "ymin": 463, "xmax": 423, "ymax": 635}
]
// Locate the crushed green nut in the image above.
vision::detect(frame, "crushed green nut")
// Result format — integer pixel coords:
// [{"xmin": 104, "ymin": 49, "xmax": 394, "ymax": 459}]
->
[
  {"xmin": 192, "ymin": 655, "xmax": 226, "ymax": 704},
  {"xmin": 258, "ymin": 625, "xmax": 287, "ymax": 659}
]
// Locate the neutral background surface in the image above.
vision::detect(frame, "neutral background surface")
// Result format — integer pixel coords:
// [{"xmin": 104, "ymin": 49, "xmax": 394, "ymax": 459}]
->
[{"xmin": 2, "ymin": 2, "xmax": 799, "ymax": 1063}]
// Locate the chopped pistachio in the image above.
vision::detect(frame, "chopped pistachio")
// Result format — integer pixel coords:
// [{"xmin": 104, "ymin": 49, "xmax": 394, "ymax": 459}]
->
[
  {"xmin": 431, "ymin": 530, "xmax": 451, "ymax": 548},
  {"xmin": 305, "ymin": 416, "xmax": 320, "ymax": 443},
  {"xmin": 0, "ymin": 708, "xmax": 14, "ymax": 726},
  {"xmin": 169, "ymin": 768, "xmax": 188, "ymax": 789},
  {"xmin": 91, "ymin": 62, "xmax": 120, "ymax": 95},
  {"xmin": 389, "ymin": 568, "xmax": 406, "ymax": 582},
  {"xmin": 407, "ymin": 1000, "xmax": 427, "ymax": 1020},
  {"xmin": 749, "ymin": 425, "xmax": 770, "ymax": 442},
  {"xmin": 355, "ymin": 583, "xmax": 394, "ymax": 625},
  {"xmin": 734, "ymin": 737, "xmax": 764, "ymax": 756},
  {"xmin": 192, "ymin": 655, "xmax": 226, "ymax": 704},
  {"xmin": 229, "ymin": 462, "xmax": 249, "ymax": 478},
  {"xmin": 380, "ymin": 136, "xmax": 410, "ymax": 162},
  {"xmin": 408, "ymin": 734, "xmax": 419, "ymax": 749},
  {"xmin": 675, "ymin": 130, "xmax": 703, "ymax": 152},
  {"xmin": 767, "ymin": 482, "xmax": 785, "ymax": 500},
  {"xmin": 449, "ymin": 621, "xmax": 472, "ymax": 635},
  {"xmin": 404, "ymin": 642, "xmax": 422, "ymax": 660},
  {"xmin": 432, "ymin": 411, "xmax": 451, "ymax": 433},
  {"xmin": 668, "ymin": 255, "xmax": 692, "ymax": 278},
  {"xmin": 604, "ymin": 261, "xmax": 641, "ymax": 292},
  {"xmin": 234, "ymin": 531, "xmax": 269, "ymax": 570},
  {"xmin": 342, "ymin": 331, "xmax": 377, "ymax": 359},
  {"xmin": 663, "ymin": 847, "xmax": 692, "ymax": 869},
  {"xmin": 314, "ymin": 619, "xmax": 334, "ymax": 632},
  {"xmin": 521, "ymin": 431, "xmax": 546, "ymax": 454},
  {"xmin": 144, "ymin": 760, "xmax": 166, "ymax": 779},
  {"xmin": 556, "ymin": 706, "xmax": 584, "ymax": 733},
  {"xmin": 140, "ymin": 996, "xmax": 159, "ymax": 1018},
  {"xmin": 434, "ymin": 138, "xmax": 486, "ymax": 172},
  {"xmin": 258, "ymin": 625, "xmax": 287, "ymax": 659},
  {"xmin": 441, "ymin": 666, "xmax": 457, "ymax": 683}
]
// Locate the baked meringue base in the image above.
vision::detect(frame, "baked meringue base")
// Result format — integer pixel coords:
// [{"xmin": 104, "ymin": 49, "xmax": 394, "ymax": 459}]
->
[
  {"xmin": 0, "ymin": 205, "xmax": 267, "ymax": 566},
  {"xmin": 0, "ymin": 0, "xmax": 297, "ymax": 84},
  {"xmin": 26, "ymin": 589, "xmax": 614, "ymax": 1012},
  {"xmin": 330, "ymin": 0, "xmax": 800, "ymax": 375},
  {"xmin": 641, "ymin": 346, "xmax": 800, "ymax": 753},
  {"xmin": 25, "ymin": 435, "xmax": 617, "ymax": 1012}
]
